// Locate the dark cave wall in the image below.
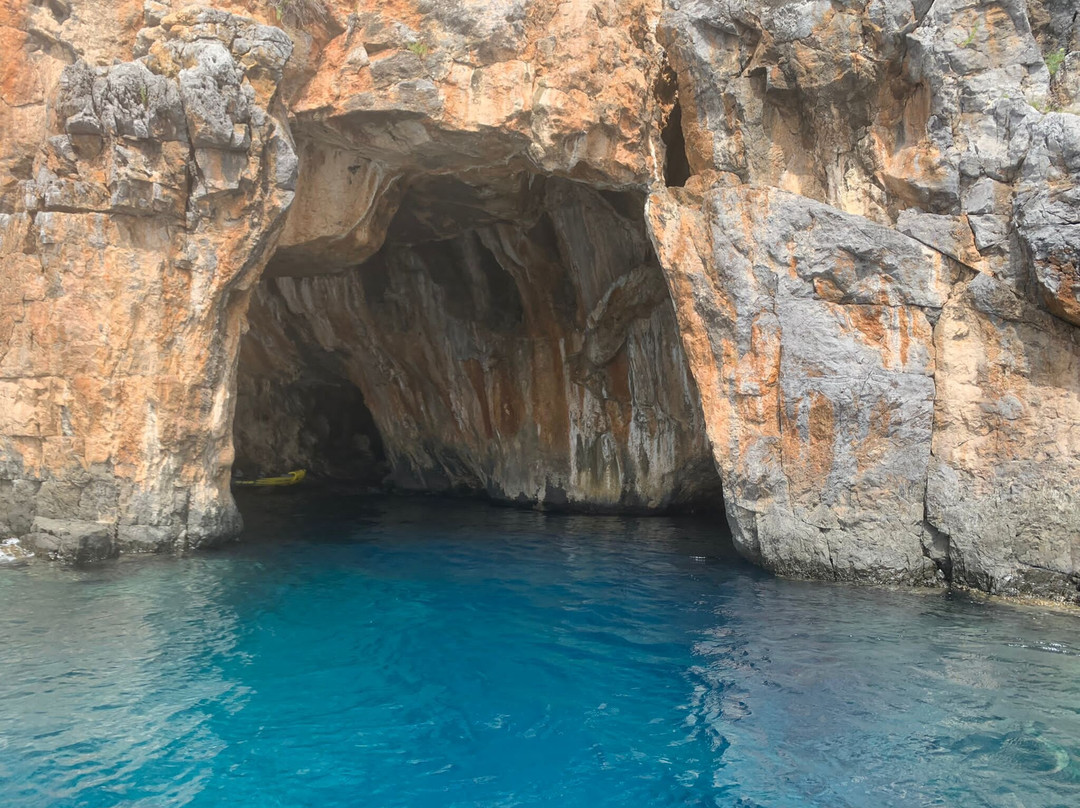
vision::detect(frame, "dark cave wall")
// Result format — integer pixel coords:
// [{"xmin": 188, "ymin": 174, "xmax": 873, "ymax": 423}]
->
[
  {"xmin": 234, "ymin": 286, "xmax": 387, "ymax": 485},
  {"xmin": 234, "ymin": 176, "xmax": 722, "ymax": 510}
]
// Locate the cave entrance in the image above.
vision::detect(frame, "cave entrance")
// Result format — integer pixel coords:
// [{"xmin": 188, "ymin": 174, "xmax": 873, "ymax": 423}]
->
[
  {"xmin": 233, "ymin": 164, "xmax": 723, "ymax": 512},
  {"xmin": 231, "ymin": 291, "xmax": 389, "ymax": 487}
]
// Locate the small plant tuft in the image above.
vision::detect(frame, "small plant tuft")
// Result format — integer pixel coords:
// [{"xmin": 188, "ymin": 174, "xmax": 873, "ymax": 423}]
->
[
  {"xmin": 1031, "ymin": 97, "xmax": 1062, "ymax": 114},
  {"xmin": 957, "ymin": 20, "xmax": 980, "ymax": 49},
  {"xmin": 269, "ymin": 0, "xmax": 329, "ymax": 27},
  {"xmin": 406, "ymin": 41, "xmax": 430, "ymax": 57},
  {"xmin": 139, "ymin": 85, "xmax": 149, "ymax": 108},
  {"xmin": 1046, "ymin": 48, "xmax": 1066, "ymax": 78}
]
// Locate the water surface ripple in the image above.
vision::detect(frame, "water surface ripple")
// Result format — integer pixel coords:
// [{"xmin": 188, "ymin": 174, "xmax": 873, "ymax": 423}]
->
[{"xmin": 2, "ymin": 495, "xmax": 1079, "ymax": 807}]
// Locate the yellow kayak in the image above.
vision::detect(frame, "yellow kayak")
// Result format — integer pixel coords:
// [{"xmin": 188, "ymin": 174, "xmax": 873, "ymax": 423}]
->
[{"xmin": 233, "ymin": 469, "xmax": 307, "ymax": 487}]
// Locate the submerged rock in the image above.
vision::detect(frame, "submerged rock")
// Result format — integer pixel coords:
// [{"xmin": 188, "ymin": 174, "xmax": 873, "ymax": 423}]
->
[{"xmin": 0, "ymin": 538, "xmax": 31, "ymax": 565}]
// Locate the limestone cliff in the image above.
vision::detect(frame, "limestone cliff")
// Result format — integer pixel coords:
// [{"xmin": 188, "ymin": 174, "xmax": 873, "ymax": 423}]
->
[
  {"xmin": 648, "ymin": 0, "xmax": 1080, "ymax": 597},
  {"xmin": 1, "ymin": 0, "xmax": 1078, "ymax": 601},
  {"xmin": 1, "ymin": 3, "xmax": 297, "ymax": 560}
]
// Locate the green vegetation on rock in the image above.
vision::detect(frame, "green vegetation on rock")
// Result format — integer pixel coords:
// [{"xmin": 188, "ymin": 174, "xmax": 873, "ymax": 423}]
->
[
  {"xmin": 269, "ymin": 0, "xmax": 328, "ymax": 26},
  {"xmin": 1046, "ymin": 48, "xmax": 1066, "ymax": 77}
]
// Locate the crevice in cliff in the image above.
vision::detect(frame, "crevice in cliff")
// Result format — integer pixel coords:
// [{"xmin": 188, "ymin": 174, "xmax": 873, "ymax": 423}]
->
[
  {"xmin": 662, "ymin": 101, "xmax": 691, "ymax": 188},
  {"xmin": 921, "ymin": 515, "xmax": 954, "ymax": 584},
  {"xmin": 654, "ymin": 59, "xmax": 691, "ymax": 189},
  {"xmin": 1027, "ymin": 0, "xmax": 1079, "ymax": 57}
]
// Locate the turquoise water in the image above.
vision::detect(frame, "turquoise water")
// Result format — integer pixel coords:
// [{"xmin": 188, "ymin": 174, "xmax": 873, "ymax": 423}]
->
[{"xmin": 2, "ymin": 495, "xmax": 1080, "ymax": 808}]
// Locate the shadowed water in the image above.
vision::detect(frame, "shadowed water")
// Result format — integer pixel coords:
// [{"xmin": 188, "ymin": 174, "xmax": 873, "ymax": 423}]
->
[{"xmin": 2, "ymin": 494, "xmax": 1079, "ymax": 807}]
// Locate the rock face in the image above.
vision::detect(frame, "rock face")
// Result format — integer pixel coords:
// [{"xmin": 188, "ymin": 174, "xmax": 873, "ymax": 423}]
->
[
  {"xmin": 646, "ymin": 0, "xmax": 1080, "ymax": 598},
  {"xmin": 1, "ymin": 0, "xmax": 1078, "ymax": 600},
  {"xmin": 0, "ymin": 4, "xmax": 297, "ymax": 555},
  {"xmin": 239, "ymin": 177, "xmax": 720, "ymax": 510},
  {"xmin": 649, "ymin": 183, "xmax": 951, "ymax": 585},
  {"xmin": 928, "ymin": 274, "xmax": 1080, "ymax": 595}
]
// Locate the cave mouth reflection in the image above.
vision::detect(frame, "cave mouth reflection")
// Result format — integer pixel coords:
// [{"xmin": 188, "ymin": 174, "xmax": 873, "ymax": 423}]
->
[{"xmin": 233, "ymin": 167, "xmax": 723, "ymax": 514}]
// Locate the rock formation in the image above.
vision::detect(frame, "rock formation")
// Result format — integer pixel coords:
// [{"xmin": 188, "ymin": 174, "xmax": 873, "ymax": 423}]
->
[
  {"xmin": 240, "ymin": 177, "xmax": 720, "ymax": 511},
  {"xmin": 1, "ymin": 3, "xmax": 297, "ymax": 560},
  {"xmin": 1, "ymin": 0, "xmax": 1077, "ymax": 600}
]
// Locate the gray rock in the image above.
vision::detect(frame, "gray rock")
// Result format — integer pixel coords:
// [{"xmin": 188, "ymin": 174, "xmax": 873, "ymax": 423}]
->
[
  {"xmin": 0, "ymin": 479, "xmax": 40, "ymax": 536},
  {"xmin": 896, "ymin": 209, "xmax": 979, "ymax": 268},
  {"xmin": 1053, "ymin": 53, "xmax": 1080, "ymax": 111},
  {"xmin": 369, "ymin": 52, "xmax": 426, "ymax": 87},
  {"xmin": 927, "ymin": 275, "xmax": 1080, "ymax": 599},
  {"xmin": 962, "ymin": 177, "xmax": 1010, "ymax": 216},
  {"xmin": 57, "ymin": 60, "xmax": 101, "ymax": 137},
  {"xmin": 178, "ymin": 42, "xmax": 251, "ymax": 149},
  {"xmin": 1015, "ymin": 113, "xmax": 1080, "ymax": 325},
  {"xmin": 30, "ymin": 517, "xmax": 117, "ymax": 564},
  {"xmin": 117, "ymin": 524, "xmax": 176, "ymax": 553},
  {"xmin": 233, "ymin": 23, "xmax": 294, "ymax": 77},
  {"xmin": 21, "ymin": 532, "xmax": 61, "ymax": 556},
  {"xmin": 91, "ymin": 62, "xmax": 186, "ymax": 142},
  {"xmin": 968, "ymin": 214, "xmax": 1009, "ymax": 251},
  {"xmin": 655, "ymin": 186, "xmax": 944, "ymax": 585},
  {"xmin": 269, "ymin": 130, "xmax": 299, "ymax": 191},
  {"xmin": 419, "ymin": 0, "xmax": 527, "ymax": 63},
  {"xmin": 1028, "ymin": 0, "xmax": 1080, "ymax": 54},
  {"xmin": 143, "ymin": 1, "xmax": 169, "ymax": 29}
]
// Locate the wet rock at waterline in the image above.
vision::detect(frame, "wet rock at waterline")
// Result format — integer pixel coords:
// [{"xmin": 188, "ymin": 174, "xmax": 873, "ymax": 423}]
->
[{"xmin": 1, "ymin": 1, "xmax": 1078, "ymax": 600}]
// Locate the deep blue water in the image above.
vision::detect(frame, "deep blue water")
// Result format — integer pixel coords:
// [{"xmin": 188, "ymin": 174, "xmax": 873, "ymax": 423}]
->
[{"xmin": 2, "ymin": 494, "xmax": 1080, "ymax": 808}]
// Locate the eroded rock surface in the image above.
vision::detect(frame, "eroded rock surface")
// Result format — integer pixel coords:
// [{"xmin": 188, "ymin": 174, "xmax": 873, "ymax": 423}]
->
[
  {"xmin": 649, "ymin": 183, "xmax": 951, "ymax": 584},
  {"xmin": 238, "ymin": 177, "xmax": 720, "ymax": 510},
  {"xmin": 1, "ymin": 0, "xmax": 1078, "ymax": 600},
  {"xmin": 1, "ymin": 5, "xmax": 296, "ymax": 552},
  {"xmin": 647, "ymin": 0, "xmax": 1080, "ymax": 598}
]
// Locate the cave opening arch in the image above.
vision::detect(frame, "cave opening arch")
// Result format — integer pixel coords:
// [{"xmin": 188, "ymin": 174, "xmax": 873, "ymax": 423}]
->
[{"xmin": 232, "ymin": 146, "xmax": 723, "ymax": 516}]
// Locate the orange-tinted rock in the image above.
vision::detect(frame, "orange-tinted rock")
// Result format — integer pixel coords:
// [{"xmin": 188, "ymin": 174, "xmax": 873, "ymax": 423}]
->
[
  {"xmin": 928, "ymin": 274, "xmax": 1080, "ymax": 597},
  {"xmin": 237, "ymin": 178, "xmax": 720, "ymax": 510},
  {"xmin": 0, "ymin": 6, "xmax": 295, "ymax": 552},
  {"xmin": 1, "ymin": 0, "xmax": 1078, "ymax": 603},
  {"xmin": 648, "ymin": 184, "xmax": 946, "ymax": 584}
]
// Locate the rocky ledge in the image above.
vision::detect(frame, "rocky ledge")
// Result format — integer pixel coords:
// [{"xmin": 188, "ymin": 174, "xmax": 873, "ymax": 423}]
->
[{"xmin": 1, "ymin": 0, "xmax": 1078, "ymax": 602}]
